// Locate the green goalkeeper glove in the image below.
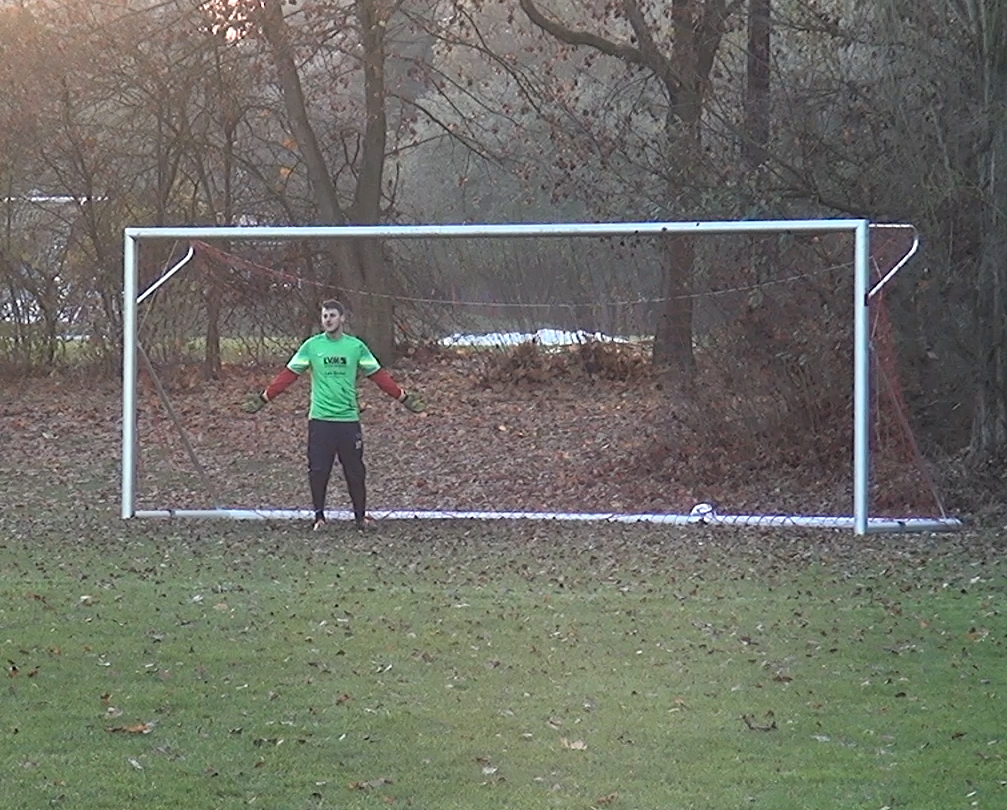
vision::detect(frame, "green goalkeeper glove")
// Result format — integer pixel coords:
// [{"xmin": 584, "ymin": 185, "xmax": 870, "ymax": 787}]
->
[
  {"xmin": 242, "ymin": 391, "xmax": 268, "ymax": 414},
  {"xmin": 399, "ymin": 391, "xmax": 426, "ymax": 413}
]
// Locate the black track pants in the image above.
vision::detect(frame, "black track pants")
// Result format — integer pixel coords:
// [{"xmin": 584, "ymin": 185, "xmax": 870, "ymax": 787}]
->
[{"xmin": 307, "ymin": 419, "xmax": 366, "ymax": 521}]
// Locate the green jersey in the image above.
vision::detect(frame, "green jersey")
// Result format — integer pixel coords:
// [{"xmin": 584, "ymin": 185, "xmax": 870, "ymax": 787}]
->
[{"xmin": 287, "ymin": 333, "xmax": 381, "ymax": 421}]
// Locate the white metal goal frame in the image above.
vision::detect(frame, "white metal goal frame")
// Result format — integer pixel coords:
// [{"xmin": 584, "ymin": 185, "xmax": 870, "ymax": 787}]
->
[{"xmin": 120, "ymin": 219, "xmax": 961, "ymax": 535}]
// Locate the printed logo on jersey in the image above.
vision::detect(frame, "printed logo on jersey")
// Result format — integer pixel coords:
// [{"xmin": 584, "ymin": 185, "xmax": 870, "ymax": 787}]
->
[{"xmin": 323, "ymin": 356, "xmax": 348, "ymax": 365}]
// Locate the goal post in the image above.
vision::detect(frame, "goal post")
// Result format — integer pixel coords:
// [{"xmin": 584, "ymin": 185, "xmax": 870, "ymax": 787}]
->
[{"xmin": 120, "ymin": 219, "xmax": 961, "ymax": 535}]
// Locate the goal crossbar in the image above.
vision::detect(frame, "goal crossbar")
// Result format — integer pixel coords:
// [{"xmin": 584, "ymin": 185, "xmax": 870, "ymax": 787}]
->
[{"xmin": 121, "ymin": 219, "xmax": 962, "ymax": 535}]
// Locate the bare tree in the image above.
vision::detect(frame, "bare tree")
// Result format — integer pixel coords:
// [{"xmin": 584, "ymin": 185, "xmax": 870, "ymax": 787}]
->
[
  {"xmin": 253, "ymin": 0, "xmax": 396, "ymax": 360},
  {"xmin": 968, "ymin": 0, "xmax": 1007, "ymax": 461},
  {"xmin": 516, "ymin": 0, "xmax": 743, "ymax": 383}
]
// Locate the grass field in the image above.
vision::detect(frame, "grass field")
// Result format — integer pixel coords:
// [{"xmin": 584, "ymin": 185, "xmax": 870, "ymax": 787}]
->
[
  {"xmin": 1, "ymin": 499, "xmax": 1005, "ymax": 810},
  {"xmin": 1, "ymin": 365, "xmax": 1003, "ymax": 809}
]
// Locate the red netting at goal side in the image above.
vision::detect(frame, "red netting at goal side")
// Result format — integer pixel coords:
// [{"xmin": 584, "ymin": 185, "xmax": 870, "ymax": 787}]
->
[{"xmin": 868, "ymin": 229, "xmax": 946, "ymax": 518}]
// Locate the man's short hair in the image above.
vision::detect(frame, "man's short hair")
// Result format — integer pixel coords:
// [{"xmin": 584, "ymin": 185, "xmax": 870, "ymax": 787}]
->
[{"xmin": 320, "ymin": 299, "xmax": 345, "ymax": 315}]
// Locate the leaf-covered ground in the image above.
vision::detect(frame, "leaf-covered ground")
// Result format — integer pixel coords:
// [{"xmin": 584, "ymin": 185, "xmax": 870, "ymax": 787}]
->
[{"xmin": 0, "ymin": 351, "xmax": 948, "ymax": 520}]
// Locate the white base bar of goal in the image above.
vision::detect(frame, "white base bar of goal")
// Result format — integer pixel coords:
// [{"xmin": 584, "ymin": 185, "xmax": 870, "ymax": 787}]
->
[{"xmin": 131, "ymin": 508, "xmax": 962, "ymax": 534}]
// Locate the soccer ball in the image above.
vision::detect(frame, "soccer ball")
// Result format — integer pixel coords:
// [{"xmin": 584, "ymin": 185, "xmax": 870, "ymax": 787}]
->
[{"xmin": 690, "ymin": 502, "xmax": 716, "ymax": 522}]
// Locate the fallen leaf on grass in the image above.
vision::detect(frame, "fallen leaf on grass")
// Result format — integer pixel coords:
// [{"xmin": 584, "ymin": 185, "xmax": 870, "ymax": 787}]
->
[
  {"xmin": 107, "ymin": 722, "xmax": 156, "ymax": 735},
  {"xmin": 349, "ymin": 776, "xmax": 393, "ymax": 790},
  {"xmin": 595, "ymin": 792, "xmax": 619, "ymax": 806},
  {"xmin": 560, "ymin": 737, "xmax": 588, "ymax": 750},
  {"xmin": 742, "ymin": 713, "xmax": 777, "ymax": 732}
]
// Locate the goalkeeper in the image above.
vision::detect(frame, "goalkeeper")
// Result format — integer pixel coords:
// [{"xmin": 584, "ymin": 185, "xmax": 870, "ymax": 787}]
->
[{"xmin": 242, "ymin": 299, "xmax": 426, "ymax": 531}]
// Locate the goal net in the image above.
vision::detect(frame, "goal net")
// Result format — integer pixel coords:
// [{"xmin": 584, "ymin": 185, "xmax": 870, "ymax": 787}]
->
[{"xmin": 120, "ymin": 220, "xmax": 959, "ymax": 534}]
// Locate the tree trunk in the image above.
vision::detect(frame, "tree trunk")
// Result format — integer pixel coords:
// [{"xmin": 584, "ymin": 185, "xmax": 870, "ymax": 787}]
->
[
  {"xmin": 970, "ymin": 2, "xmax": 1007, "ymax": 461},
  {"xmin": 204, "ymin": 277, "xmax": 222, "ymax": 378},
  {"xmin": 653, "ymin": 233, "xmax": 696, "ymax": 391},
  {"xmin": 348, "ymin": 0, "xmax": 395, "ymax": 362},
  {"xmin": 649, "ymin": 0, "xmax": 704, "ymax": 383},
  {"xmin": 970, "ymin": 134, "xmax": 1007, "ymax": 457},
  {"xmin": 970, "ymin": 190, "xmax": 1007, "ymax": 458},
  {"xmin": 743, "ymin": 0, "xmax": 771, "ymax": 168},
  {"xmin": 202, "ymin": 45, "xmax": 239, "ymax": 380},
  {"xmin": 351, "ymin": 238, "xmax": 396, "ymax": 363},
  {"xmin": 743, "ymin": 0, "xmax": 777, "ymax": 300}
]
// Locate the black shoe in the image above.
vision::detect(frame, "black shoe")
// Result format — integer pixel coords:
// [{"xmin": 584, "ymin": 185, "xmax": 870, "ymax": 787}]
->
[{"xmin": 355, "ymin": 516, "xmax": 377, "ymax": 532}]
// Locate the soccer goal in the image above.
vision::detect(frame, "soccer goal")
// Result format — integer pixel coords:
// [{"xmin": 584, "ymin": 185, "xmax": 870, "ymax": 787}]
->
[{"xmin": 120, "ymin": 219, "xmax": 961, "ymax": 534}]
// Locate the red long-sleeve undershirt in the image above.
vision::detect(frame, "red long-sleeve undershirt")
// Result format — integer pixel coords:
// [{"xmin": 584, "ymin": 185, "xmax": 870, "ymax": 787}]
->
[
  {"xmin": 262, "ymin": 367, "xmax": 403, "ymax": 402},
  {"xmin": 367, "ymin": 368, "xmax": 404, "ymax": 399}
]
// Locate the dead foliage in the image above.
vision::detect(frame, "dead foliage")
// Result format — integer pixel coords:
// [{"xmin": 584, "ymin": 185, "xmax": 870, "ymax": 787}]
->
[
  {"xmin": 0, "ymin": 344, "xmax": 949, "ymax": 520},
  {"xmin": 477, "ymin": 339, "xmax": 652, "ymax": 386}
]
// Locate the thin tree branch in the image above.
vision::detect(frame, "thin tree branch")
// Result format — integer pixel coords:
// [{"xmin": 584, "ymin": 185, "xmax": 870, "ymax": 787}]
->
[
  {"xmin": 621, "ymin": 0, "xmax": 679, "ymax": 94},
  {"xmin": 518, "ymin": 0, "xmax": 655, "ymax": 73}
]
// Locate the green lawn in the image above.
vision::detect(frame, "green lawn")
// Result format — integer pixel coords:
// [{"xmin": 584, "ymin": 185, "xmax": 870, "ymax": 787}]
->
[{"xmin": 0, "ymin": 511, "xmax": 1004, "ymax": 810}]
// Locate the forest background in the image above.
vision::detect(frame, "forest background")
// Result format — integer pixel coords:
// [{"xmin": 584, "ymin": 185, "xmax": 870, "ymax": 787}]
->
[{"xmin": 2, "ymin": 0, "xmax": 1007, "ymax": 517}]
